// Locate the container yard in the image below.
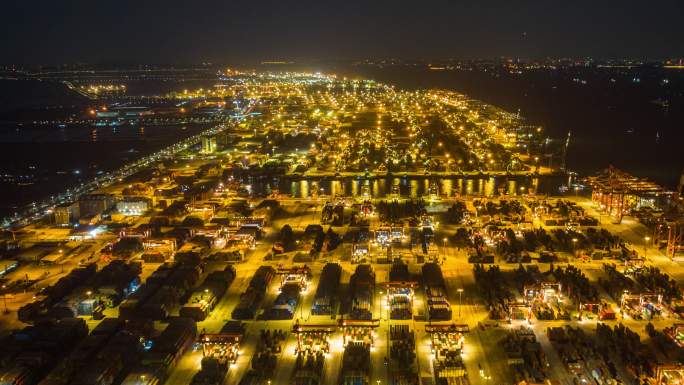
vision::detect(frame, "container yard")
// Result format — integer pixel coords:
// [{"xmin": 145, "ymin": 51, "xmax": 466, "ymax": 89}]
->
[
  {"xmin": 237, "ymin": 371, "xmax": 261, "ymax": 385},
  {"xmin": 341, "ymin": 342, "xmax": 371, "ymax": 385},
  {"xmin": 18, "ymin": 264, "xmax": 97, "ymax": 323},
  {"xmin": 232, "ymin": 266, "xmax": 276, "ymax": 320},
  {"xmin": 271, "ymin": 282, "xmax": 301, "ymax": 320},
  {"xmin": 503, "ymin": 326, "xmax": 548, "ymax": 384},
  {"xmin": 73, "ymin": 329, "xmax": 142, "ymax": 385},
  {"xmin": 250, "ymin": 329, "xmax": 286, "ymax": 381},
  {"xmin": 547, "ymin": 325, "xmax": 619, "ymax": 385},
  {"xmin": 90, "ymin": 260, "xmax": 141, "ymax": 307},
  {"xmin": 16, "ymin": 260, "xmax": 143, "ymax": 323},
  {"xmin": 523, "ymin": 281, "xmax": 569, "ymax": 321},
  {"xmin": 621, "ymin": 291, "xmax": 665, "ymax": 320},
  {"xmin": 0, "ymin": 318, "xmax": 89, "ymax": 385},
  {"xmin": 144, "ymin": 317, "xmax": 197, "ymax": 370},
  {"xmin": 388, "ymin": 325, "xmax": 419, "ymax": 385},
  {"xmin": 386, "ymin": 261, "xmax": 416, "ymax": 320},
  {"xmin": 294, "ymin": 325, "xmax": 332, "ymax": 356},
  {"xmin": 193, "ymin": 322, "xmax": 244, "ymax": 385},
  {"xmin": 578, "ymin": 301, "xmax": 616, "ymax": 321},
  {"xmin": 292, "ymin": 324, "xmax": 332, "ymax": 385},
  {"xmin": 349, "ymin": 265, "xmax": 375, "ymax": 320},
  {"xmin": 278, "ymin": 266, "xmax": 311, "ymax": 293},
  {"xmin": 427, "ymin": 324, "xmax": 468, "ymax": 384},
  {"xmin": 422, "ymin": 263, "xmax": 452, "ymax": 321},
  {"xmin": 269, "ymin": 266, "xmax": 311, "ymax": 320},
  {"xmin": 341, "ymin": 320, "xmax": 377, "ymax": 350},
  {"xmin": 38, "ymin": 317, "xmax": 144, "ymax": 385},
  {"xmin": 2, "ymin": 67, "xmax": 682, "ymax": 385},
  {"xmin": 604, "ymin": 264, "xmax": 680, "ymax": 321},
  {"xmin": 190, "ymin": 357, "xmax": 228, "ymax": 385},
  {"xmin": 473, "ymin": 264, "xmax": 512, "ymax": 320},
  {"xmin": 200, "ymin": 321, "xmax": 245, "ymax": 367},
  {"xmin": 180, "ymin": 265, "xmax": 236, "ymax": 321},
  {"xmin": 312, "ymin": 263, "xmax": 342, "ymax": 316},
  {"xmin": 118, "ymin": 255, "xmax": 203, "ymax": 321}
]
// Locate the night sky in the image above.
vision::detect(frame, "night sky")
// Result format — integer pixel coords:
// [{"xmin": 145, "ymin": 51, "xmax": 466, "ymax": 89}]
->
[{"xmin": 2, "ymin": 0, "xmax": 684, "ymax": 64}]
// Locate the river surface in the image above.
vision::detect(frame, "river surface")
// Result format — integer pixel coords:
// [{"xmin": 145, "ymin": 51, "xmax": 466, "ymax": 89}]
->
[{"xmin": 0, "ymin": 79, "xmax": 212, "ymax": 219}]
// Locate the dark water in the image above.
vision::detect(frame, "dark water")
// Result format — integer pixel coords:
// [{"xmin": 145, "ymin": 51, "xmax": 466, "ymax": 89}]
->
[
  {"xmin": 0, "ymin": 79, "xmax": 85, "ymax": 114},
  {"xmin": 0, "ymin": 124, "xmax": 209, "ymax": 219},
  {"xmin": 0, "ymin": 79, "xmax": 211, "ymax": 219},
  {"xmin": 328, "ymin": 65, "xmax": 684, "ymax": 189}
]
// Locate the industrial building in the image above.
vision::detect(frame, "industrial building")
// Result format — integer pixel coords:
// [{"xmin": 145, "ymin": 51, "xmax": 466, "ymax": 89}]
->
[
  {"xmin": 78, "ymin": 194, "xmax": 115, "ymax": 218},
  {"xmin": 116, "ymin": 198, "xmax": 150, "ymax": 216},
  {"xmin": 53, "ymin": 202, "xmax": 80, "ymax": 225},
  {"xmin": 201, "ymin": 136, "xmax": 217, "ymax": 154}
]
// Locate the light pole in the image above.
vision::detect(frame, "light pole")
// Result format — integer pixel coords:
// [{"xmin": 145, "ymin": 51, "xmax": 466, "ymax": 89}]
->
[
  {"xmin": 1, "ymin": 285, "xmax": 7, "ymax": 314},
  {"xmin": 300, "ymin": 296, "xmax": 304, "ymax": 320},
  {"xmin": 644, "ymin": 236, "xmax": 651, "ymax": 259},
  {"xmin": 621, "ymin": 289, "xmax": 628, "ymax": 318},
  {"xmin": 457, "ymin": 288, "xmax": 464, "ymax": 318},
  {"xmin": 386, "ymin": 290, "xmax": 390, "ymax": 323}
]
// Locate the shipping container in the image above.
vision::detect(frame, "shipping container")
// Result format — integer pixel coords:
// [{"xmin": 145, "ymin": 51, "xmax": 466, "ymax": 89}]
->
[
  {"xmin": 231, "ymin": 266, "xmax": 275, "ymax": 320},
  {"xmin": 341, "ymin": 342, "xmax": 370, "ymax": 385},
  {"xmin": 350, "ymin": 265, "xmax": 374, "ymax": 320},
  {"xmin": 18, "ymin": 264, "xmax": 97, "ymax": 323},
  {"xmin": 312, "ymin": 263, "xmax": 341, "ymax": 316},
  {"xmin": 390, "ymin": 261, "xmax": 410, "ymax": 282},
  {"xmin": 145, "ymin": 318, "xmax": 196, "ymax": 369},
  {"xmin": 422, "ymin": 263, "xmax": 452, "ymax": 321},
  {"xmin": 180, "ymin": 266, "xmax": 236, "ymax": 321},
  {"xmin": 271, "ymin": 283, "xmax": 300, "ymax": 320}
]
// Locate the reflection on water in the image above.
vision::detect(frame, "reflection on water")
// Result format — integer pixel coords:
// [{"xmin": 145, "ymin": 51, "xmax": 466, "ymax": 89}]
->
[{"xmin": 248, "ymin": 175, "xmax": 565, "ymax": 199}]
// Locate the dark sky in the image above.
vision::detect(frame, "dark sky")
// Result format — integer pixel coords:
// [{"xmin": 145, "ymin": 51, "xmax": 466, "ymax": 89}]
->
[{"xmin": 2, "ymin": 0, "xmax": 683, "ymax": 64}]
